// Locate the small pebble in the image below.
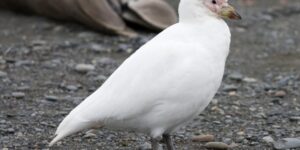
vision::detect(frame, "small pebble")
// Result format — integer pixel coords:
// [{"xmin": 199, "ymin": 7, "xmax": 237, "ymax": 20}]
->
[
  {"xmin": 275, "ymin": 91, "xmax": 286, "ymax": 97},
  {"xmin": 228, "ymin": 91, "xmax": 237, "ymax": 96},
  {"xmin": 12, "ymin": 92, "xmax": 25, "ymax": 99},
  {"xmin": 290, "ymin": 116, "xmax": 300, "ymax": 121},
  {"xmin": 205, "ymin": 142, "xmax": 229, "ymax": 150},
  {"xmin": 0, "ymin": 71, "xmax": 7, "ymax": 77},
  {"xmin": 75, "ymin": 64, "xmax": 95, "ymax": 73},
  {"xmin": 223, "ymin": 85, "xmax": 238, "ymax": 92},
  {"xmin": 192, "ymin": 134, "xmax": 215, "ymax": 142},
  {"xmin": 138, "ymin": 142, "xmax": 152, "ymax": 150},
  {"xmin": 228, "ymin": 72, "xmax": 243, "ymax": 81},
  {"xmin": 94, "ymin": 75, "xmax": 108, "ymax": 82},
  {"xmin": 89, "ymin": 43, "xmax": 109, "ymax": 53},
  {"xmin": 262, "ymin": 136, "xmax": 275, "ymax": 143},
  {"xmin": 7, "ymin": 128, "xmax": 15, "ymax": 133},
  {"xmin": 66, "ymin": 85, "xmax": 79, "ymax": 91},
  {"xmin": 273, "ymin": 138, "xmax": 300, "ymax": 150},
  {"xmin": 45, "ymin": 95, "xmax": 60, "ymax": 102},
  {"xmin": 243, "ymin": 77, "xmax": 257, "ymax": 83},
  {"xmin": 229, "ymin": 143, "xmax": 239, "ymax": 148}
]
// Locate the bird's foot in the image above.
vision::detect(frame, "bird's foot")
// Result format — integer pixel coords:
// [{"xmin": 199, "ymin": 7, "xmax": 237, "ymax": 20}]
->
[{"xmin": 163, "ymin": 134, "xmax": 175, "ymax": 150}]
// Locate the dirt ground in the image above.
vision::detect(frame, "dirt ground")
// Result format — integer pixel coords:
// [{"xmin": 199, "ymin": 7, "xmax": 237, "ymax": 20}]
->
[{"xmin": 0, "ymin": 1, "xmax": 300, "ymax": 150}]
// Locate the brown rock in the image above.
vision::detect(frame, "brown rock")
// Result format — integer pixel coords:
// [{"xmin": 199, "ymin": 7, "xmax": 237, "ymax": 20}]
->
[
  {"xmin": 275, "ymin": 90, "xmax": 287, "ymax": 97},
  {"xmin": 192, "ymin": 134, "xmax": 215, "ymax": 142}
]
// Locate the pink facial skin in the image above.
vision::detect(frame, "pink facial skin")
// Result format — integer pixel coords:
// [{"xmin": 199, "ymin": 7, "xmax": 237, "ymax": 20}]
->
[{"xmin": 204, "ymin": 0, "xmax": 228, "ymax": 14}]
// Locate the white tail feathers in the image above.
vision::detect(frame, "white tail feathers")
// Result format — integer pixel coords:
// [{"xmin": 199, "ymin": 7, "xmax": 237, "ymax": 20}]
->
[
  {"xmin": 49, "ymin": 133, "xmax": 64, "ymax": 147},
  {"xmin": 49, "ymin": 115, "xmax": 95, "ymax": 147}
]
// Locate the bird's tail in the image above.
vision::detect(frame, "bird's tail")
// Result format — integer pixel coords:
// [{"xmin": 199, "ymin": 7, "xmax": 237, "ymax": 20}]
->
[{"xmin": 49, "ymin": 114, "xmax": 94, "ymax": 147}]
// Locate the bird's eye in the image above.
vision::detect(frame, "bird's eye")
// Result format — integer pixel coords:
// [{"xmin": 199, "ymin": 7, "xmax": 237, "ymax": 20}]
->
[{"xmin": 212, "ymin": 0, "xmax": 217, "ymax": 4}]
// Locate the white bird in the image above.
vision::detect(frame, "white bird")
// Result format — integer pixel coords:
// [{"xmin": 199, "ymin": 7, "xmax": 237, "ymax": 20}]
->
[{"xmin": 49, "ymin": 0, "xmax": 241, "ymax": 149}]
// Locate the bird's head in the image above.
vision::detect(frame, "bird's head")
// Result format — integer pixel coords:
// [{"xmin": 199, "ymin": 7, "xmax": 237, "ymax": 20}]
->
[
  {"xmin": 179, "ymin": 0, "xmax": 241, "ymax": 21},
  {"xmin": 203, "ymin": 0, "xmax": 241, "ymax": 20}
]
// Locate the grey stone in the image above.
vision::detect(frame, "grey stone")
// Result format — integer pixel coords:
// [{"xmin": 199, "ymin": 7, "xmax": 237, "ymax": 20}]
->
[
  {"xmin": 273, "ymin": 138, "xmax": 300, "ymax": 150},
  {"xmin": 223, "ymin": 85, "xmax": 238, "ymax": 92},
  {"xmin": 262, "ymin": 136, "xmax": 275, "ymax": 143},
  {"xmin": 75, "ymin": 64, "xmax": 95, "ymax": 73},
  {"xmin": 138, "ymin": 142, "xmax": 152, "ymax": 150},
  {"xmin": 228, "ymin": 72, "xmax": 243, "ymax": 81},
  {"xmin": 0, "ymin": 71, "xmax": 7, "ymax": 77},
  {"xmin": 89, "ymin": 43, "xmax": 110, "ymax": 53},
  {"xmin": 7, "ymin": 128, "xmax": 15, "ymax": 133},
  {"xmin": 15, "ymin": 60, "xmax": 35, "ymax": 67},
  {"xmin": 45, "ymin": 95, "xmax": 60, "ymax": 102},
  {"xmin": 95, "ymin": 75, "xmax": 108, "ymax": 82},
  {"xmin": 12, "ymin": 92, "xmax": 25, "ymax": 99},
  {"xmin": 243, "ymin": 77, "xmax": 258, "ymax": 83},
  {"xmin": 290, "ymin": 116, "xmax": 300, "ymax": 121},
  {"xmin": 66, "ymin": 85, "xmax": 79, "ymax": 91}
]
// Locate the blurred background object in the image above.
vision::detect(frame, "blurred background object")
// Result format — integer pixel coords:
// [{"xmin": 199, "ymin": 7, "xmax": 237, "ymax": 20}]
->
[{"xmin": 0, "ymin": 0, "xmax": 178, "ymax": 37}]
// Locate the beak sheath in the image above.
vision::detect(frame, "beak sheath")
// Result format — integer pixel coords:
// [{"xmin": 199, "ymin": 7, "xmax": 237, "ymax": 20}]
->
[
  {"xmin": 220, "ymin": 5, "xmax": 242, "ymax": 20},
  {"xmin": 229, "ymin": 11, "xmax": 242, "ymax": 20}
]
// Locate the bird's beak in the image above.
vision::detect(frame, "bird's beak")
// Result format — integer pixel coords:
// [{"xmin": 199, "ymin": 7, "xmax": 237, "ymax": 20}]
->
[{"xmin": 219, "ymin": 4, "xmax": 242, "ymax": 20}]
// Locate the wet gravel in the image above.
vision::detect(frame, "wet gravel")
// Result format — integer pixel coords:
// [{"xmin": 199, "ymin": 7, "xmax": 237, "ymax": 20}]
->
[{"xmin": 0, "ymin": 1, "xmax": 300, "ymax": 150}]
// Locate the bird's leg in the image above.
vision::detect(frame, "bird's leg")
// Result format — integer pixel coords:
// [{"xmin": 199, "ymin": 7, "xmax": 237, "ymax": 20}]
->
[
  {"xmin": 151, "ymin": 138, "xmax": 160, "ymax": 150},
  {"xmin": 163, "ymin": 134, "xmax": 175, "ymax": 150}
]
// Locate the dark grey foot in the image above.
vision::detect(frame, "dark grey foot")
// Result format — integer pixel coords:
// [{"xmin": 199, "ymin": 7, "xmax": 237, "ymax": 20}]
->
[
  {"xmin": 163, "ymin": 134, "xmax": 175, "ymax": 150},
  {"xmin": 151, "ymin": 138, "xmax": 160, "ymax": 150}
]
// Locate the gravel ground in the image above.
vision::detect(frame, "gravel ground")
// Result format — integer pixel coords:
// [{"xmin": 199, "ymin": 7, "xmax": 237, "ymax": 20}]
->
[{"xmin": 1, "ymin": 1, "xmax": 300, "ymax": 150}]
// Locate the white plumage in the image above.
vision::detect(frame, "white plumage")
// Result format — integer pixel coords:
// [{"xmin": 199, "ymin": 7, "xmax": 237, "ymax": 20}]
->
[{"xmin": 50, "ymin": 0, "xmax": 240, "ymax": 148}]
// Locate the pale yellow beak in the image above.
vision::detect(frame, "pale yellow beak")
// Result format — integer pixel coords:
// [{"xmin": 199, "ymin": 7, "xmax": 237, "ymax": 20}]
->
[{"xmin": 219, "ymin": 4, "xmax": 242, "ymax": 20}]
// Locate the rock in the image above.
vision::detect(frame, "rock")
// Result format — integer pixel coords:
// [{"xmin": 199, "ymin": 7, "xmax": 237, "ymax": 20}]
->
[
  {"xmin": 75, "ymin": 64, "xmax": 95, "ymax": 73},
  {"xmin": 7, "ymin": 128, "xmax": 15, "ymax": 133},
  {"xmin": 243, "ymin": 77, "xmax": 258, "ymax": 83},
  {"xmin": 228, "ymin": 91, "xmax": 237, "ymax": 96},
  {"xmin": 223, "ymin": 138, "xmax": 232, "ymax": 144},
  {"xmin": 229, "ymin": 143, "xmax": 239, "ymax": 148},
  {"xmin": 223, "ymin": 85, "xmax": 238, "ymax": 92},
  {"xmin": 228, "ymin": 72, "xmax": 243, "ymax": 81},
  {"xmin": 262, "ymin": 136, "xmax": 275, "ymax": 143},
  {"xmin": 296, "ymin": 127, "xmax": 300, "ymax": 133},
  {"xmin": 17, "ymin": 86, "xmax": 30, "ymax": 91},
  {"xmin": 275, "ymin": 91, "xmax": 287, "ymax": 98},
  {"xmin": 290, "ymin": 116, "xmax": 300, "ymax": 121},
  {"xmin": 15, "ymin": 60, "xmax": 35, "ymax": 67},
  {"xmin": 93, "ymin": 57, "xmax": 115, "ymax": 65},
  {"xmin": 89, "ymin": 43, "xmax": 110, "ymax": 53},
  {"xmin": 31, "ymin": 40, "xmax": 47, "ymax": 46},
  {"xmin": 277, "ymin": 76, "xmax": 290, "ymax": 87},
  {"xmin": 66, "ymin": 85, "xmax": 79, "ymax": 91},
  {"xmin": 118, "ymin": 44, "xmax": 131, "ymax": 53},
  {"xmin": 94, "ymin": 75, "xmax": 108, "ymax": 82},
  {"xmin": 45, "ymin": 95, "xmax": 60, "ymax": 102},
  {"xmin": 0, "ymin": 71, "xmax": 7, "ymax": 77},
  {"xmin": 273, "ymin": 138, "xmax": 300, "ymax": 150},
  {"xmin": 138, "ymin": 142, "xmax": 152, "ymax": 150},
  {"xmin": 205, "ymin": 142, "xmax": 229, "ymax": 149},
  {"xmin": 12, "ymin": 92, "xmax": 25, "ymax": 99},
  {"xmin": 192, "ymin": 134, "xmax": 215, "ymax": 142}
]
